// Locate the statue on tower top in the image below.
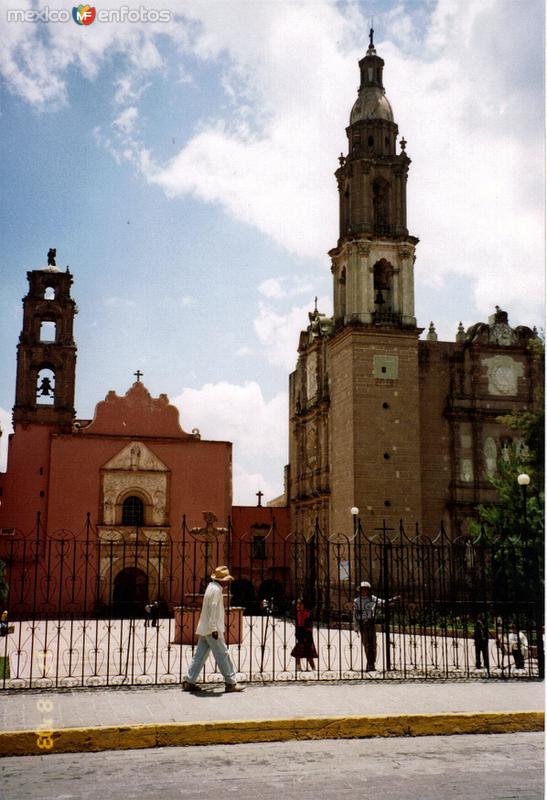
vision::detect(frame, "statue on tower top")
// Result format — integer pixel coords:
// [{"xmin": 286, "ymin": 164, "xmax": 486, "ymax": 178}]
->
[
  {"xmin": 367, "ymin": 25, "xmax": 376, "ymax": 54},
  {"xmin": 47, "ymin": 248, "xmax": 56, "ymax": 267}
]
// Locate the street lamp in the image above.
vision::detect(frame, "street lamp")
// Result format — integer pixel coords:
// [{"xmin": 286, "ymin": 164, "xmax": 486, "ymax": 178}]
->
[
  {"xmin": 351, "ymin": 507, "xmax": 360, "ymax": 590},
  {"xmin": 517, "ymin": 473, "xmax": 530, "ymax": 544}
]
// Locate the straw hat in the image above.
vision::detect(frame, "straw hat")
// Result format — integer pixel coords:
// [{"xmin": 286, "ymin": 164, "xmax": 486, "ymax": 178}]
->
[
  {"xmin": 359, "ymin": 581, "xmax": 371, "ymax": 589},
  {"xmin": 211, "ymin": 565, "xmax": 234, "ymax": 582}
]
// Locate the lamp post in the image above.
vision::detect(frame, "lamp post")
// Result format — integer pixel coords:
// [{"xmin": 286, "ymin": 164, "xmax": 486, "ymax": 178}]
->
[
  {"xmin": 351, "ymin": 507, "xmax": 360, "ymax": 587},
  {"xmin": 517, "ymin": 473, "xmax": 530, "ymax": 545},
  {"xmin": 516, "ymin": 473, "xmax": 543, "ymax": 678}
]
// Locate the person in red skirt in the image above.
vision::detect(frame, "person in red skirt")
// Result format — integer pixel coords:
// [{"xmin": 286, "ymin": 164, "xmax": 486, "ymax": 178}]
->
[{"xmin": 291, "ymin": 598, "xmax": 318, "ymax": 671}]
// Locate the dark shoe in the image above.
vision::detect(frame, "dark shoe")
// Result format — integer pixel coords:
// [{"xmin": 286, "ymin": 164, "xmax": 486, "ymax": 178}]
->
[
  {"xmin": 225, "ymin": 684, "xmax": 244, "ymax": 693},
  {"xmin": 365, "ymin": 666, "xmax": 375, "ymax": 672},
  {"xmin": 182, "ymin": 680, "xmax": 202, "ymax": 692}
]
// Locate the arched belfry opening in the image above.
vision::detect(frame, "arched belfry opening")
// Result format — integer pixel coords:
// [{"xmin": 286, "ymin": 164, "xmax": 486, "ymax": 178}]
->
[
  {"xmin": 36, "ymin": 367, "xmax": 55, "ymax": 405},
  {"xmin": 373, "ymin": 259, "xmax": 394, "ymax": 313}
]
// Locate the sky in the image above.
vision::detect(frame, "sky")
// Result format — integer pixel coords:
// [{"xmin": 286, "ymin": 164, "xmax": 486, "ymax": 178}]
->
[{"xmin": 0, "ymin": 0, "xmax": 544, "ymax": 505}]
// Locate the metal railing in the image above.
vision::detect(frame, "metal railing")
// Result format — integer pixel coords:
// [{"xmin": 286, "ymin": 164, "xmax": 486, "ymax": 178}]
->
[{"xmin": 0, "ymin": 516, "xmax": 543, "ymax": 688}]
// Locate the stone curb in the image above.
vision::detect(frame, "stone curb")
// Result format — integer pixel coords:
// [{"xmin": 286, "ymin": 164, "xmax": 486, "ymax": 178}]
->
[{"xmin": 0, "ymin": 711, "xmax": 543, "ymax": 757}]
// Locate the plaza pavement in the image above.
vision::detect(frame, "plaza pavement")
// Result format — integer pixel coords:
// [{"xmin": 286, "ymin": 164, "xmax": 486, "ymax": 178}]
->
[{"xmin": 0, "ymin": 677, "xmax": 543, "ymax": 758}]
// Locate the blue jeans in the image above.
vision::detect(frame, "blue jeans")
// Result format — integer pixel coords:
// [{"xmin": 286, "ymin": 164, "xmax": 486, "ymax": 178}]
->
[{"xmin": 186, "ymin": 634, "xmax": 237, "ymax": 685}]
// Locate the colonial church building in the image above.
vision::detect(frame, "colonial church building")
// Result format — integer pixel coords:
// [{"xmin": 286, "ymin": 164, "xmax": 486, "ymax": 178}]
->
[
  {"xmin": 287, "ymin": 34, "xmax": 540, "ymax": 541},
  {"xmin": 0, "ymin": 35, "xmax": 540, "ymax": 616},
  {"xmin": 0, "ymin": 263, "xmax": 289, "ymax": 613}
]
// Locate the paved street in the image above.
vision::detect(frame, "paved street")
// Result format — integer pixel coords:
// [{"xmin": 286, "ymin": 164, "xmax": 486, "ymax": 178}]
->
[{"xmin": 0, "ymin": 732, "xmax": 543, "ymax": 800}]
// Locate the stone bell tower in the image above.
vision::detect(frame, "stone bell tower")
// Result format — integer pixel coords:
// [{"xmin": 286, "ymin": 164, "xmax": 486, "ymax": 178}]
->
[
  {"xmin": 331, "ymin": 30, "xmax": 418, "ymax": 327},
  {"xmin": 13, "ymin": 250, "xmax": 77, "ymax": 430},
  {"xmin": 327, "ymin": 30, "xmax": 423, "ymax": 536}
]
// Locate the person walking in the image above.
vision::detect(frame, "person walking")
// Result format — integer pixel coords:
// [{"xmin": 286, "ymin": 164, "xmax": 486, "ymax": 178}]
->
[
  {"xmin": 183, "ymin": 565, "xmax": 244, "ymax": 693},
  {"xmin": 353, "ymin": 581, "xmax": 398, "ymax": 672},
  {"xmin": 291, "ymin": 598, "xmax": 318, "ymax": 672},
  {"xmin": 144, "ymin": 603, "xmax": 153, "ymax": 627}
]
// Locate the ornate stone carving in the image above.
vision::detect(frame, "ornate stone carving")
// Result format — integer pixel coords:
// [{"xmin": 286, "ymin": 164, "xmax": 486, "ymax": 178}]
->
[
  {"xmin": 103, "ymin": 441, "xmax": 168, "ymax": 472},
  {"xmin": 101, "ymin": 441, "xmax": 169, "ymax": 526},
  {"xmin": 482, "ymin": 355, "xmax": 524, "ymax": 396},
  {"xmin": 305, "ymin": 422, "xmax": 318, "ymax": 467},
  {"xmin": 460, "ymin": 458, "xmax": 473, "ymax": 483},
  {"xmin": 489, "ymin": 323, "xmax": 517, "ymax": 346},
  {"xmin": 306, "ymin": 351, "xmax": 318, "ymax": 400}
]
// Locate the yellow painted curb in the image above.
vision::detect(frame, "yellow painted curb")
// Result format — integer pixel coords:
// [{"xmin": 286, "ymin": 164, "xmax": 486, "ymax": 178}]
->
[{"xmin": 0, "ymin": 711, "xmax": 543, "ymax": 757}]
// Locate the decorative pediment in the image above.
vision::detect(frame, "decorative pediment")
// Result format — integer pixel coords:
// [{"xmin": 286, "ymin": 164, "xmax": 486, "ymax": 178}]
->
[
  {"xmin": 86, "ymin": 381, "xmax": 193, "ymax": 438},
  {"xmin": 102, "ymin": 441, "xmax": 168, "ymax": 472}
]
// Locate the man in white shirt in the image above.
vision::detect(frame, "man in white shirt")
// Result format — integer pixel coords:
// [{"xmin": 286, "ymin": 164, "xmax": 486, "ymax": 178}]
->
[
  {"xmin": 353, "ymin": 581, "xmax": 398, "ymax": 672},
  {"xmin": 183, "ymin": 565, "xmax": 244, "ymax": 693}
]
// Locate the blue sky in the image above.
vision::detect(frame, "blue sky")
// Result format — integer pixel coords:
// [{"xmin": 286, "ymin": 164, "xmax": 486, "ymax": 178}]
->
[{"xmin": 0, "ymin": 0, "xmax": 544, "ymax": 503}]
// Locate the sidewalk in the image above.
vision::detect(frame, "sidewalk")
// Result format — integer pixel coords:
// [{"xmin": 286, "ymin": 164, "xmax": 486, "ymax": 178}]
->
[{"xmin": 0, "ymin": 679, "xmax": 543, "ymax": 757}]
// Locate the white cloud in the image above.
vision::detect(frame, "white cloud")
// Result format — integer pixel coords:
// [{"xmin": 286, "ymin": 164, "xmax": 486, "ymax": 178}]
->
[
  {"xmin": 258, "ymin": 278, "xmax": 285, "ymax": 299},
  {"xmin": 235, "ymin": 345, "xmax": 253, "ymax": 357},
  {"xmin": 232, "ymin": 466, "xmax": 281, "ymax": 507},
  {"xmin": 258, "ymin": 276, "xmax": 315, "ymax": 300},
  {"xmin": 254, "ymin": 295, "xmax": 331, "ymax": 371},
  {"xmin": 104, "ymin": 296, "xmax": 137, "ymax": 308},
  {"xmin": 113, "ymin": 74, "xmax": 152, "ymax": 106},
  {"xmin": 113, "ymin": 106, "xmax": 139, "ymax": 135},
  {"xmin": 2, "ymin": 1, "xmax": 540, "ymax": 324},
  {"xmin": 172, "ymin": 381, "xmax": 287, "ymax": 504}
]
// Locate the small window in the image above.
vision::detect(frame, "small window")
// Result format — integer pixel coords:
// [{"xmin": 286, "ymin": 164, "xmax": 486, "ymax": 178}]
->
[
  {"xmin": 44, "ymin": 287, "xmax": 55, "ymax": 300},
  {"xmin": 368, "ymin": 135, "xmax": 374, "ymax": 148},
  {"xmin": 40, "ymin": 321, "xmax": 56, "ymax": 342},
  {"xmin": 251, "ymin": 535, "xmax": 267, "ymax": 560},
  {"xmin": 122, "ymin": 496, "xmax": 145, "ymax": 526}
]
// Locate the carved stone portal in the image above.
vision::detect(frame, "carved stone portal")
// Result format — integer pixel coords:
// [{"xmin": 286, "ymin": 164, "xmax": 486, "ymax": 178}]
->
[{"xmin": 100, "ymin": 441, "xmax": 169, "ymax": 527}]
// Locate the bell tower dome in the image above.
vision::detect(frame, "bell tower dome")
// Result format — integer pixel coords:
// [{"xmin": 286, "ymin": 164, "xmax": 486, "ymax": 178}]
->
[
  {"xmin": 331, "ymin": 29, "xmax": 418, "ymax": 329},
  {"xmin": 13, "ymin": 250, "xmax": 77, "ymax": 430}
]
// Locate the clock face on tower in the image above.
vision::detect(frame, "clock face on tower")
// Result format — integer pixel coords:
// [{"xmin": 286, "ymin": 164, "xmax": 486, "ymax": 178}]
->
[{"xmin": 483, "ymin": 355, "xmax": 524, "ymax": 396}]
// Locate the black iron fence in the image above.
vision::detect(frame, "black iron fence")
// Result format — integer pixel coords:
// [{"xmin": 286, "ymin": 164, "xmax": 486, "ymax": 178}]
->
[{"xmin": 0, "ymin": 516, "xmax": 543, "ymax": 688}]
